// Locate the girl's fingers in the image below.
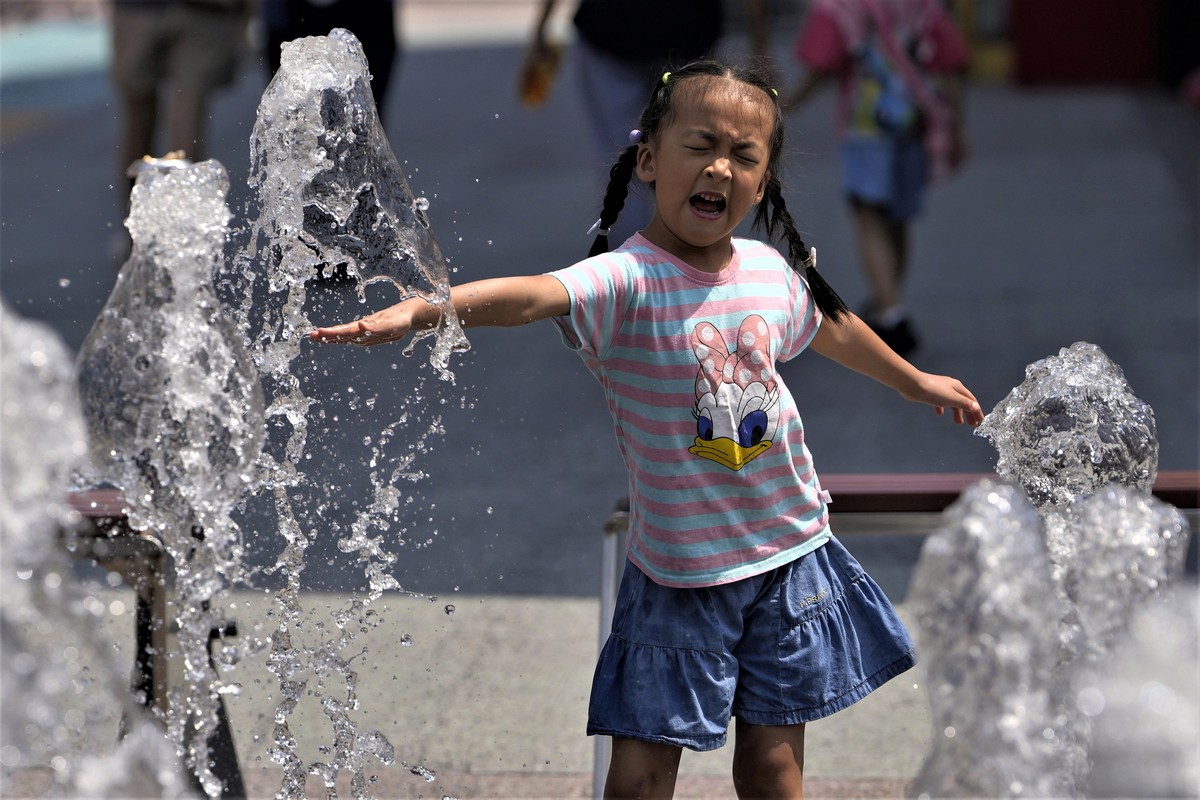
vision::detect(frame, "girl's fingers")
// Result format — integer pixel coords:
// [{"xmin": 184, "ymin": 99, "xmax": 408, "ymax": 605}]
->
[
  {"xmin": 310, "ymin": 320, "xmax": 373, "ymax": 344},
  {"xmin": 926, "ymin": 380, "xmax": 983, "ymax": 427}
]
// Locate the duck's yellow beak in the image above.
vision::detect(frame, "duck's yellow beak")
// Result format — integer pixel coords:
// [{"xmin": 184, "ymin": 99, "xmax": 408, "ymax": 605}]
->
[{"xmin": 689, "ymin": 436, "xmax": 771, "ymax": 471}]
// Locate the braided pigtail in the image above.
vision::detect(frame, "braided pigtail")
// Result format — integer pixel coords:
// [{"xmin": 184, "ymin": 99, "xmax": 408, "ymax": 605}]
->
[
  {"xmin": 588, "ymin": 145, "xmax": 639, "ymax": 258},
  {"xmin": 756, "ymin": 176, "xmax": 849, "ymax": 323}
]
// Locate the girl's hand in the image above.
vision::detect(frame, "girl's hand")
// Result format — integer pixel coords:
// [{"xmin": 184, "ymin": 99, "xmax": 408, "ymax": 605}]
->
[
  {"xmin": 904, "ymin": 372, "xmax": 985, "ymax": 427},
  {"xmin": 309, "ymin": 299, "xmax": 421, "ymax": 346}
]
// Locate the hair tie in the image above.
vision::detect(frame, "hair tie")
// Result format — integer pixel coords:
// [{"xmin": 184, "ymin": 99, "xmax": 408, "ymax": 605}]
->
[
  {"xmin": 586, "ymin": 218, "xmax": 610, "ymax": 237},
  {"xmin": 803, "ymin": 246, "xmax": 817, "ymax": 270},
  {"xmin": 628, "ymin": 129, "xmax": 642, "ymax": 144},
  {"xmin": 661, "ymin": 71, "xmax": 671, "ymax": 85},
  {"xmin": 770, "ymin": 88, "xmax": 779, "ymax": 97}
]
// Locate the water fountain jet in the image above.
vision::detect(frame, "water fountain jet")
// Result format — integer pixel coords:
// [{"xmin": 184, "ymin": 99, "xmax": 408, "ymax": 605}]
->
[
  {"xmin": 910, "ymin": 342, "xmax": 1194, "ymax": 798},
  {"xmin": 226, "ymin": 29, "xmax": 468, "ymax": 796},
  {"xmin": 75, "ymin": 157, "xmax": 265, "ymax": 797},
  {"xmin": 1, "ymin": 300, "xmax": 191, "ymax": 798}
]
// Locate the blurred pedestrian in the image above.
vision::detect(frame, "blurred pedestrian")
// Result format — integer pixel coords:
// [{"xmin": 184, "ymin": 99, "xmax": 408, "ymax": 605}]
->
[
  {"xmin": 261, "ymin": 0, "xmax": 399, "ymax": 122},
  {"xmin": 111, "ymin": 0, "xmax": 247, "ymax": 207},
  {"xmin": 519, "ymin": 0, "xmax": 771, "ymax": 247},
  {"xmin": 783, "ymin": 0, "xmax": 969, "ymax": 357}
]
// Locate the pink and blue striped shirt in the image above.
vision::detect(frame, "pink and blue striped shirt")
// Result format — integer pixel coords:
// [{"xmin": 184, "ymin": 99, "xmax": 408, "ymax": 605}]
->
[{"xmin": 550, "ymin": 234, "xmax": 833, "ymax": 587}]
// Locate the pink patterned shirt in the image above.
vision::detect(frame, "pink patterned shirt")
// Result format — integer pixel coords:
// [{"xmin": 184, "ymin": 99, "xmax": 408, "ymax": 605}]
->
[{"xmin": 550, "ymin": 235, "xmax": 832, "ymax": 587}]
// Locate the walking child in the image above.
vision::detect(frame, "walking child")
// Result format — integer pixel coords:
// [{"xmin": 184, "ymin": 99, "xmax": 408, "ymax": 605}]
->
[
  {"xmin": 783, "ymin": 0, "xmax": 970, "ymax": 357},
  {"xmin": 312, "ymin": 60, "xmax": 983, "ymax": 800}
]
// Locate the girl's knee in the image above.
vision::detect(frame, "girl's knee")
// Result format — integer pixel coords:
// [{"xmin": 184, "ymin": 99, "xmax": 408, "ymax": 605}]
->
[
  {"xmin": 731, "ymin": 722, "xmax": 805, "ymax": 799},
  {"xmin": 604, "ymin": 738, "xmax": 682, "ymax": 800}
]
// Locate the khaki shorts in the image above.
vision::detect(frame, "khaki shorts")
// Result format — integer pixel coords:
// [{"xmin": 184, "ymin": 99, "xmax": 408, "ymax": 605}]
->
[{"xmin": 111, "ymin": 2, "xmax": 243, "ymax": 96}]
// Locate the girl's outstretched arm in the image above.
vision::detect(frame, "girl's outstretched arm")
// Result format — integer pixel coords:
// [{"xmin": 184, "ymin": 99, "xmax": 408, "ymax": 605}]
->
[
  {"xmin": 309, "ymin": 274, "xmax": 570, "ymax": 346},
  {"xmin": 810, "ymin": 313, "xmax": 984, "ymax": 426}
]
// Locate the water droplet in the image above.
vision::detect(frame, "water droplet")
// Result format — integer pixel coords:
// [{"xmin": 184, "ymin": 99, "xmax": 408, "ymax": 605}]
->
[
  {"xmin": 407, "ymin": 764, "xmax": 436, "ymax": 781},
  {"xmin": 414, "ymin": 196, "xmax": 430, "ymax": 211},
  {"xmin": 58, "ymin": 278, "xmax": 71, "ymax": 288},
  {"xmin": 443, "ymin": 604, "xmax": 455, "ymax": 616}
]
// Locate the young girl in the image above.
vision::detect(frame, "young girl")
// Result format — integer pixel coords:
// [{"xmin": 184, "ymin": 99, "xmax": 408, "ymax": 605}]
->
[{"xmin": 312, "ymin": 60, "xmax": 983, "ymax": 800}]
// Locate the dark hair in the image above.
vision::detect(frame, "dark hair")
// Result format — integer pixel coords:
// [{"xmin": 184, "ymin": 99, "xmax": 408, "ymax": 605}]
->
[{"xmin": 588, "ymin": 59, "xmax": 849, "ymax": 323}]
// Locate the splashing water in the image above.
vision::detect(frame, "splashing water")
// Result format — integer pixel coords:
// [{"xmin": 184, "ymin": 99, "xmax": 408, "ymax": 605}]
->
[
  {"xmin": 976, "ymin": 341, "xmax": 1158, "ymax": 512},
  {"xmin": 238, "ymin": 26, "xmax": 468, "ymax": 382},
  {"xmin": 228, "ymin": 29, "xmax": 464, "ymax": 796},
  {"xmin": 909, "ymin": 481, "xmax": 1072, "ymax": 798},
  {"xmin": 910, "ymin": 342, "xmax": 1192, "ymax": 798},
  {"xmin": 75, "ymin": 159, "xmax": 265, "ymax": 797},
  {"xmin": 1083, "ymin": 585, "xmax": 1199, "ymax": 798},
  {"xmin": 1, "ymin": 300, "xmax": 190, "ymax": 798}
]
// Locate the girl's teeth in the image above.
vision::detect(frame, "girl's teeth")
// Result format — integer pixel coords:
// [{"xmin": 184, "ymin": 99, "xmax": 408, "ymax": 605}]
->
[{"xmin": 691, "ymin": 195, "xmax": 726, "ymax": 214}]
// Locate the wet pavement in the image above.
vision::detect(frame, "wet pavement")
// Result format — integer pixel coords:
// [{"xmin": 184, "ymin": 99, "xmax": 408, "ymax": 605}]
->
[{"xmin": 1, "ymin": 5, "xmax": 1197, "ymax": 798}]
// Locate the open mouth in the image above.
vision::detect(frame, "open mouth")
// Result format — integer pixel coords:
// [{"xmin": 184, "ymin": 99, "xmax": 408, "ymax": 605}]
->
[{"xmin": 690, "ymin": 193, "xmax": 727, "ymax": 218}]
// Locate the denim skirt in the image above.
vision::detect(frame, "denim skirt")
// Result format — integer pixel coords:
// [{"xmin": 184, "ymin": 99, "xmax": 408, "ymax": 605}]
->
[{"xmin": 587, "ymin": 537, "xmax": 916, "ymax": 751}]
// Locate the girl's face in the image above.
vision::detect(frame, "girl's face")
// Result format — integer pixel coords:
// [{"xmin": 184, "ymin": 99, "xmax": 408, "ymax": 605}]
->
[{"xmin": 636, "ymin": 78, "xmax": 775, "ymax": 273}]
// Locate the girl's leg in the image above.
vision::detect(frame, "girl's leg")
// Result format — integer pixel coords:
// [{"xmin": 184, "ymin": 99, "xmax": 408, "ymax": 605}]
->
[
  {"xmin": 604, "ymin": 737, "xmax": 683, "ymax": 800},
  {"xmin": 731, "ymin": 720, "xmax": 805, "ymax": 800}
]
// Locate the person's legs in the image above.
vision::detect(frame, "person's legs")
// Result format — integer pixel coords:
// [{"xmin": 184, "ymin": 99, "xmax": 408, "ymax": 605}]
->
[
  {"xmin": 118, "ymin": 91, "xmax": 159, "ymax": 193},
  {"xmin": 163, "ymin": 3, "xmax": 242, "ymax": 161},
  {"xmin": 840, "ymin": 132, "xmax": 923, "ymax": 354},
  {"xmin": 109, "ymin": 6, "xmax": 163, "ymax": 258},
  {"xmin": 731, "ymin": 720, "xmax": 805, "ymax": 800},
  {"xmin": 165, "ymin": 87, "xmax": 207, "ymax": 160},
  {"xmin": 851, "ymin": 199, "xmax": 918, "ymax": 356},
  {"xmin": 852, "ymin": 198, "xmax": 903, "ymax": 315},
  {"xmin": 605, "ymin": 737, "xmax": 682, "ymax": 800},
  {"xmin": 891, "ymin": 215, "xmax": 910, "ymax": 287},
  {"xmin": 112, "ymin": 6, "xmax": 164, "ymax": 202},
  {"xmin": 333, "ymin": 0, "xmax": 399, "ymax": 117}
]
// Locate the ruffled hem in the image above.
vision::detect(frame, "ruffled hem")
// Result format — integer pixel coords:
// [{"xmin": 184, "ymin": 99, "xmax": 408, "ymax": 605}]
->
[
  {"xmin": 587, "ymin": 633, "xmax": 735, "ymax": 751},
  {"xmin": 584, "ymin": 724, "xmax": 728, "ymax": 752},
  {"xmin": 735, "ymin": 648, "xmax": 917, "ymax": 727}
]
